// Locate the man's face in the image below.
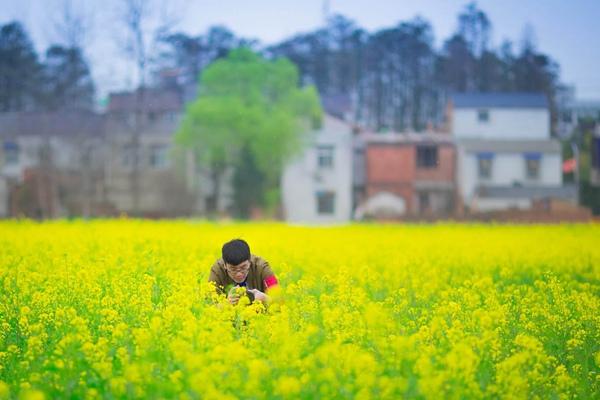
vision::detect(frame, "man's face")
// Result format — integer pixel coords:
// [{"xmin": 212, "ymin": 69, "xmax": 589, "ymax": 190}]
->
[{"xmin": 225, "ymin": 260, "xmax": 250, "ymax": 283}]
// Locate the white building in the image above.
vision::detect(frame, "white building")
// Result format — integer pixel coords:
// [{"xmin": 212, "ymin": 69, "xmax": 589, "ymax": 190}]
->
[
  {"xmin": 281, "ymin": 115, "xmax": 353, "ymax": 223},
  {"xmin": 450, "ymin": 92, "xmax": 575, "ymax": 212}
]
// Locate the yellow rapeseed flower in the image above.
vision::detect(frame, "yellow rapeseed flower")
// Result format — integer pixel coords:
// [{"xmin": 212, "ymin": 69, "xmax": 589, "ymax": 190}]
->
[{"xmin": 0, "ymin": 221, "xmax": 597, "ymax": 399}]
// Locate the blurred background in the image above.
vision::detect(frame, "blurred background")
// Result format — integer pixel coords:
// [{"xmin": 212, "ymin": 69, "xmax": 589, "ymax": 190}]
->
[{"xmin": 0, "ymin": 0, "xmax": 599, "ymax": 222}]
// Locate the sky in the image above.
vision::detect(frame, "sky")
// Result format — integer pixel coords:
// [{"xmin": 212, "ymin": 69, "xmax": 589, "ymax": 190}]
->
[{"xmin": 2, "ymin": 0, "xmax": 600, "ymax": 101}]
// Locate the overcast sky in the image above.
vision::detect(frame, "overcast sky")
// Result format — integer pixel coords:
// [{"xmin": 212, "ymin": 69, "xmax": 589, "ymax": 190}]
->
[{"xmin": 2, "ymin": 0, "xmax": 599, "ymax": 101}]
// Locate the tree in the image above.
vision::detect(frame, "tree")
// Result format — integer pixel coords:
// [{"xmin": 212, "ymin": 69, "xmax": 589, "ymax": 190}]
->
[
  {"xmin": 513, "ymin": 29, "xmax": 561, "ymax": 134},
  {"xmin": 264, "ymin": 6, "xmax": 565, "ymax": 134},
  {"xmin": 176, "ymin": 48, "xmax": 322, "ymax": 217},
  {"xmin": 438, "ymin": 34, "xmax": 474, "ymax": 92},
  {"xmin": 114, "ymin": 0, "xmax": 180, "ymax": 214},
  {"xmin": 0, "ymin": 22, "xmax": 42, "ymax": 111},
  {"xmin": 360, "ymin": 18, "xmax": 437, "ymax": 131},
  {"xmin": 41, "ymin": 45, "xmax": 95, "ymax": 110},
  {"xmin": 51, "ymin": 0, "xmax": 94, "ymax": 49},
  {"xmin": 438, "ymin": 2, "xmax": 492, "ymax": 93},
  {"xmin": 157, "ymin": 25, "xmax": 254, "ymax": 87},
  {"xmin": 457, "ymin": 2, "xmax": 491, "ymax": 58},
  {"xmin": 269, "ymin": 15, "xmax": 441, "ymax": 132},
  {"xmin": 267, "ymin": 15, "xmax": 365, "ymax": 101},
  {"xmin": 324, "ymin": 15, "xmax": 365, "ymax": 96},
  {"xmin": 562, "ymin": 117, "xmax": 600, "ymax": 214},
  {"xmin": 497, "ymin": 40, "xmax": 516, "ymax": 90}
]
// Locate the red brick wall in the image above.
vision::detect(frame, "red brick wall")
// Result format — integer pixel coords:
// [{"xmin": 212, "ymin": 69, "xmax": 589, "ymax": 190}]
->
[
  {"xmin": 366, "ymin": 145, "xmax": 414, "ymax": 184},
  {"xmin": 414, "ymin": 145, "xmax": 455, "ymax": 181},
  {"xmin": 367, "ymin": 143, "xmax": 455, "ymax": 184},
  {"xmin": 365, "ymin": 143, "xmax": 456, "ymax": 215},
  {"xmin": 366, "ymin": 145, "xmax": 414, "ymax": 212}
]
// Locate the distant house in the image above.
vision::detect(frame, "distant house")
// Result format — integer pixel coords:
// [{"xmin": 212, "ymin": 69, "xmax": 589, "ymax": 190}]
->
[
  {"xmin": 450, "ymin": 92, "xmax": 575, "ymax": 212},
  {"xmin": 281, "ymin": 115, "xmax": 353, "ymax": 223},
  {"xmin": 356, "ymin": 132, "xmax": 456, "ymax": 219},
  {"xmin": 0, "ymin": 86, "xmax": 234, "ymax": 219},
  {"xmin": 104, "ymin": 88, "xmax": 199, "ymax": 217},
  {"xmin": 0, "ymin": 111, "xmax": 106, "ymax": 217},
  {"xmin": 450, "ymin": 92, "xmax": 551, "ymax": 140}
]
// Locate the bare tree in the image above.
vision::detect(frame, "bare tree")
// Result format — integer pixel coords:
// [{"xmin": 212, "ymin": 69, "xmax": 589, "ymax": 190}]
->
[
  {"xmin": 50, "ymin": 0, "xmax": 95, "ymax": 49},
  {"xmin": 114, "ymin": 0, "xmax": 181, "ymax": 215},
  {"xmin": 46, "ymin": 1, "xmax": 96, "ymax": 218}
]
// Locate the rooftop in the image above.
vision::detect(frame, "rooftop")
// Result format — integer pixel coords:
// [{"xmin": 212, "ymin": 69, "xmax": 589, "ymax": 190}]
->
[
  {"xmin": 0, "ymin": 111, "xmax": 105, "ymax": 137},
  {"xmin": 451, "ymin": 92, "xmax": 548, "ymax": 109},
  {"xmin": 108, "ymin": 88, "xmax": 183, "ymax": 113}
]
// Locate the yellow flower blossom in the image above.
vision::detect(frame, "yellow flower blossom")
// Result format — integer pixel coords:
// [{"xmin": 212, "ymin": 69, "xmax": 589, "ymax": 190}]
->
[
  {"xmin": 0, "ymin": 381, "xmax": 9, "ymax": 399},
  {"xmin": 274, "ymin": 376, "xmax": 301, "ymax": 397},
  {"xmin": 0, "ymin": 221, "xmax": 598, "ymax": 398}
]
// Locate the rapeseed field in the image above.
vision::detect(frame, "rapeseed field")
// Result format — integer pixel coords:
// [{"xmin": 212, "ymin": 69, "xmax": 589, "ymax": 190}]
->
[{"xmin": 1, "ymin": 221, "xmax": 599, "ymax": 399}]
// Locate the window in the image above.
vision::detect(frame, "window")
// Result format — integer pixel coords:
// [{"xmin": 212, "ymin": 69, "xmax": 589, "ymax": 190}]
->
[
  {"xmin": 122, "ymin": 144, "xmax": 137, "ymax": 168},
  {"xmin": 149, "ymin": 144, "xmax": 169, "ymax": 169},
  {"xmin": 317, "ymin": 145, "xmax": 334, "ymax": 169},
  {"xmin": 525, "ymin": 153, "xmax": 541, "ymax": 180},
  {"xmin": 478, "ymin": 109, "xmax": 490, "ymax": 123},
  {"xmin": 316, "ymin": 191, "xmax": 335, "ymax": 215},
  {"xmin": 3, "ymin": 141, "xmax": 19, "ymax": 165},
  {"xmin": 416, "ymin": 145, "xmax": 438, "ymax": 168},
  {"xmin": 477, "ymin": 153, "xmax": 494, "ymax": 179}
]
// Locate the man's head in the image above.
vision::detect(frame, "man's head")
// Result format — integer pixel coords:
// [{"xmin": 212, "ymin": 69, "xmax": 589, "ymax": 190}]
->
[{"xmin": 222, "ymin": 239, "xmax": 251, "ymax": 283}]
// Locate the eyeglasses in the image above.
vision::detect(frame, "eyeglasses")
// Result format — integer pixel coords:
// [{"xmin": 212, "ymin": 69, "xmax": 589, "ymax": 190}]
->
[{"xmin": 225, "ymin": 261, "xmax": 250, "ymax": 274}]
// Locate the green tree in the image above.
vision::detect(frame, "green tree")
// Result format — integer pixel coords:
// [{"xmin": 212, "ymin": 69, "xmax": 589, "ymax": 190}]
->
[
  {"xmin": 176, "ymin": 48, "xmax": 322, "ymax": 218},
  {"xmin": 563, "ymin": 118, "xmax": 600, "ymax": 214},
  {"xmin": 0, "ymin": 22, "xmax": 42, "ymax": 111},
  {"xmin": 41, "ymin": 45, "xmax": 95, "ymax": 110}
]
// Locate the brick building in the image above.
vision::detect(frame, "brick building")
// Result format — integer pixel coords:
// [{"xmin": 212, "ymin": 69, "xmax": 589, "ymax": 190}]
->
[{"xmin": 356, "ymin": 132, "xmax": 457, "ymax": 219}]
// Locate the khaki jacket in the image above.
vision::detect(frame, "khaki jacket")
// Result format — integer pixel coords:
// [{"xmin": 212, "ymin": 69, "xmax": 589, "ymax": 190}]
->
[{"xmin": 208, "ymin": 254, "xmax": 275, "ymax": 296}]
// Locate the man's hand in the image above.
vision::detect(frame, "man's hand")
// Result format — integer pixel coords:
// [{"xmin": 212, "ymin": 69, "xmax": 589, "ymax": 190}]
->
[
  {"xmin": 228, "ymin": 286, "xmax": 244, "ymax": 305},
  {"xmin": 247, "ymin": 289, "xmax": 268, "ymax": 302},
  {"xmin": 227, "ymin": 292, "xmax": 240, "ymax": 305}
]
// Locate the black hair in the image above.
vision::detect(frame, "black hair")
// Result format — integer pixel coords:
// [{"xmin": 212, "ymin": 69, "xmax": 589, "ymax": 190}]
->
[{"xmin": 222, "ymin": 239, "xmax": 250, "ymax": 266}]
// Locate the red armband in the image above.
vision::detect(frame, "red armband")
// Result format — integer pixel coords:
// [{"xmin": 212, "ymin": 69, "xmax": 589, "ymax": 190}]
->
[{"xmin": 264, "ymin": 275, "xmax": 278, "ymax": 290}]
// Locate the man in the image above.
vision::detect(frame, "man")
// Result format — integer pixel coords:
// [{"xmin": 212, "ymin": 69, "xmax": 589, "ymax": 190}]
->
[{"xmin": 209, "ymin": 239, "xmax": 279, "ymax": 305}]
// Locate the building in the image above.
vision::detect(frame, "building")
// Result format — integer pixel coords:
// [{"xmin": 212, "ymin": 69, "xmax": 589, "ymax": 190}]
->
[
  {"xmin": 450, "ymin": 92, "xmax": 575, "ymax": 212},
  {"xmin": 0, "ymin": 88, "xmax": 205, "ymax": 218},
  {"xmin": 103, "ymin": 88, "xmax": 198, "ymax": 217},
  {"xmin": 0, "ymin": 111, "xmax": 106, "ymax": 218},
  {"xmin": 356, "ymin": 132, "xmax": 456, "ymax": 219},
  {"xmin": 281, "ymin": 115, "xmax": 353, "ymax": 223}
]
